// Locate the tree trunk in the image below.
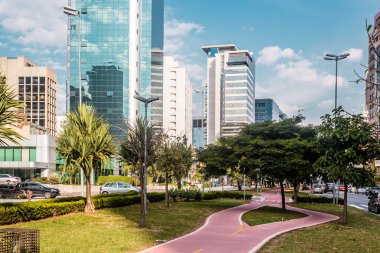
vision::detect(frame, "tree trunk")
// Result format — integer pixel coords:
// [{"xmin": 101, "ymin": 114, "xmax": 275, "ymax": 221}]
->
[
  {"xmin": 139, "ymin": 166, "xmax": 146, "ymax": 227},
  {"xmin": 280, "ymin": 180, "xmax": 286, "ymax": 212},
  {"xmin": 177, "ymin": 180, "xmax": 181, "ymax": 190},
  {"xmin": 293, "ymin": 179, "xmax": 298, "ymax": 203},
  {"xmin": 221, "ymin": 177, "xmax": 224, "ymax": 191},
  {"xmin": 343, "ymin": 182, "xmax": 348, "ymax": 224},
  {"xmin": 165, "ymin": 172, "xmax": 169, "ymax": 208},
  {"xmin": 84, "ymin": 175, "xmax": 95, "ymax": 212}
]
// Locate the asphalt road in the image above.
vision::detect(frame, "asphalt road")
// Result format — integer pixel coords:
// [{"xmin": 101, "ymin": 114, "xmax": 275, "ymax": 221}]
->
[{"xmin": 317, "ymin": 192, "xmax": 380, "ymax": 216}]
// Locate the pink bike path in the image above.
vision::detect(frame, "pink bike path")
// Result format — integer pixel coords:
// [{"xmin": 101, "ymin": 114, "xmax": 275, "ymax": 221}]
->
[{"xmin": 139, "ymin": 193, "xmax": 339, "ymax": 253}]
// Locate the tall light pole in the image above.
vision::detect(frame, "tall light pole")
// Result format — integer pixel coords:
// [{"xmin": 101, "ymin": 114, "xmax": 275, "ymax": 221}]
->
[
  {"xmin": 324, "ymin": 52, "xmax": 350, "ymax": 205},
  {"xmin": 133, "ymin": 92, "xmax": 159, "ymax": 217},
  {"xmin": 64, "ymin": 6, "xmax": 84, "ymax": 196},
  {"xmin": 324, "ymin": 53, "xmax": 350, "ymax": 110},
  {"xmin": 193, "ymin": 88, "xmax": 207, "ymax": 148}
]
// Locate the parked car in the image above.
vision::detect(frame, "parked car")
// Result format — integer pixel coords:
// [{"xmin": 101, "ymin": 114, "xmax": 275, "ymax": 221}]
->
[
  {"xmin": 0, "ymin": 174, "xmax": 21, "ymax": 184},
  {"xmin": 339, "ymin": 185, "xmax": 345, "ymax": 191},
  {"xmin": 313, "ymin": 185, "xmax": 325, "ymax": 194},
  {"xmin": 350, "ymin": 186, "xmax": 357, "ymax": 194},
  {"xmin": 100, "ymin": 182, "xmax": 140, "ymax": 194},
  {"xmin": 324, "ymin": 183, "xmax": 334, "ymax": 193},
  {"xmin": 357, "ymin": 187, "xmax": 367, "ymax": 194},
  {"xmin": 370, "ymin": 186, "xmax": 380, "ymax": 193},
  {"xmin": 368, "ymin": 192, "xmax": 380, "ymax": 214},
  {"xmin": 0, "ymin": 184, "xmax": 16, "ymax": 198},
  {"xmin": 15, "ymin": 182, "xmax": 60, "ymax": 199}
]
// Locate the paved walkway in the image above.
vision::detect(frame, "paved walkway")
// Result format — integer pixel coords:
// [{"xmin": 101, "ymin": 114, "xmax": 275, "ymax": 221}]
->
[{"xmin": 140, "ymin": 193, "xmax": 339, "ymax": 253}]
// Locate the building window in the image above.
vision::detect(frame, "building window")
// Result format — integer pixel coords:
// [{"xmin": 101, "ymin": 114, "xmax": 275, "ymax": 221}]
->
[
  {"xmin": 39, "ymin": 77, "xmax": 45, "ymax": 84},
  {"xmin": 29, "ymin": 148, "xmax": 36, "ymax": 162},
  {"xmin": 107, "ymin": 91, "xmax": 113, "ymax": 97},
  {"xmin": 33, "ymin": 77, "xmax": 38, "ymax": 84},
  {"xmin": 19, "ymin": 77, "xmax": 24, "ymax": 84},
  {"xmin": 25, "ymin": 77, "xmax": 31, "ymax": 84}
]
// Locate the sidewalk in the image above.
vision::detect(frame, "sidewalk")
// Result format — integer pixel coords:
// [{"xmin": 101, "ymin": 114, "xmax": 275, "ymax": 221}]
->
[{"xmin": 140, "ymin": 193, "xmax": 339, "ymax": 253}]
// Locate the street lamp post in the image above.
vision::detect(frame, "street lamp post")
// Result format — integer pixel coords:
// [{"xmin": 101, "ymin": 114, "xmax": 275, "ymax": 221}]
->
[
  {"xmin": 134, "ymin": 92, "xmax": 159, "ymax": 215},
  {"xmin": 64, "ymin": 6, "xmax": 85, "ymax": 196},
  {"xmin": 324, "ymin": 52, "xmax": 350, "ymax": 205}
]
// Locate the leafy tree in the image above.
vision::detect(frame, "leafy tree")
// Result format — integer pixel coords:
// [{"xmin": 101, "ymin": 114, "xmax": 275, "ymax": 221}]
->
[
  {"xmin": 156, "ymin": 135, "xmax": 192, "ymax": 207},
  {"xmin": 316, "ymin": 107, "xmax": 377, "ymax": 223},
  {"xmin": 57, "ymin": 104, "xmax": 115, "ymax": 212},
  {"xmin": 119, "ymin": 117, "xmax": 160, "ymax": 227},
  {"xmin": 233, "ymin": 118, "xmax": 318, "ymax": 210},
  {"xmin": 0, "ymin": 82, "xmax": 25, "ymax": 145}
]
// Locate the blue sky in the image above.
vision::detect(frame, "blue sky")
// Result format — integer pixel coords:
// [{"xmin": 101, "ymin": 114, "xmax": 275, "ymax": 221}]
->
[{"xmin": 0, "ymin": 0, "xmax": 379, "ymax": 124}]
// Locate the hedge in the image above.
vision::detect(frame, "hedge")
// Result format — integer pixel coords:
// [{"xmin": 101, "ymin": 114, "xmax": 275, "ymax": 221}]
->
[
  {"xmin": 295, "ymin": 195, "xmax": 344, "ymax": 205},
  {"xmin": 0, "ymin": 192, "xmax": 164, "ymax": 225},
  {"xmin": 203, "ymin": 191, "xmax": 253, "ymax": 200},
  {"xmin": 97, "ymin": 176, "xmax": 140, "ymax": 186},
  {"xmin": 0, "ymin": 190, "xmax": 246, "ymax": 225}
]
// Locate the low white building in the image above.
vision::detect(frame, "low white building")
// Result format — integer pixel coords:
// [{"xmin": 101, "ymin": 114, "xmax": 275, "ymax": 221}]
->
[
  {"xmin": 0, "ymin": 124, "xmax": 56, "ymax": 180},
  {"xmin": 163, "ymin": 56, "xmax": 192, "ymax": 142}
]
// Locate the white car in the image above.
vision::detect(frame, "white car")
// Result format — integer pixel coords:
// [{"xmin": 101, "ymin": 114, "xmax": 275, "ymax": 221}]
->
[
  {"xmin": 100, "ymin": 182, "xmax": 140, "ymax": 194},
  {"xmin": 313, "ymin": 185, "xmax": 325, "ymax": 194},
  {"xmin": 0, "ymin": 174, "xmax": 21, "ymax": 184}
]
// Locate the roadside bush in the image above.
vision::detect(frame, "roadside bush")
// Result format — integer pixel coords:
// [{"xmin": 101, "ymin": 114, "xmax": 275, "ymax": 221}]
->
[
  {"xmin": 32, "ymin": 177, "xmax": 48, "ymax": 184},
  {"xmin": 296, "ymin": 195, "xmax": 344, "ymax": 205},
  {"xmin": 0, "ymin": 192, "xmax": 166, "ymax": 225},
  {"xmin": 203, "ymin": 191, "xmax": 253, "ymax": 200},
  {"xmin": 97, "ymin": 176, "xmax": 140, "ymax": 186},
  {"xmin": 47, "ymin": 173, "xmax": 61, "ymax": 184}
]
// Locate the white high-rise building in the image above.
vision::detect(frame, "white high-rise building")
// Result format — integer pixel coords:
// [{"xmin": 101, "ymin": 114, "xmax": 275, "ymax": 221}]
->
[
  {"xmin": 163, "ymin": 56, "xmax": 192, "ymax": 142},
  {"xmin": 202, "ymin": 44, "xmax": 255, "ymax": 144}
]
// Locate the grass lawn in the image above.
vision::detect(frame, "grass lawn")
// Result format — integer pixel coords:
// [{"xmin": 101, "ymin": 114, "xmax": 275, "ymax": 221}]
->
[
  {"xmin": 260, "ymin": 203, "xmax": 380, "ymax": 253},
  {"xmin": 0, "ymin": 199, "xmax": 243, "ymax": 253},
  {"xmin": 242, "ymin": 206, "xmax": 307, "ymax": 226}
]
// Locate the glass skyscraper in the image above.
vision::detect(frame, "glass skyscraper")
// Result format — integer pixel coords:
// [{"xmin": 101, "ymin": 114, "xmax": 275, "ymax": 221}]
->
[
  {"xmin": 67, "ymin": 0, "xmax": 164, "ymax": 141},
  {"xmin": 255, "ymin": 98, "xmax": 288, "ymax": 123}
]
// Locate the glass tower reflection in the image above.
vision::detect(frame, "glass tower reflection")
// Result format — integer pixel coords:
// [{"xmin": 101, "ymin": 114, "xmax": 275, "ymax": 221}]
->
[{"xmin": 67, "ymin": 0, "xmax": 164, "ymax": 141}]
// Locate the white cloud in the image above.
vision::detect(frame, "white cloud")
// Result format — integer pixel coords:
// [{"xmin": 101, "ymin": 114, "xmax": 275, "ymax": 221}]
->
[
  {"xmin": 257, "ymin": 46, "xmax": 300, "ymax": 65},
  {"xmin": 0, "ymin": 0, "xmax": 66, "ymax": 49},
  {"xmin": 343, "ymin": 48, "xmax": 363, "ymax": 62},
  {"xmin": 317, "ymin": 99, "xmax": 334, "ymax": 109},
  {"xmin": 185, "ymin": 63, "xmax": 204, "ymax": 82},
  {"xmin": 165, "ymin": 19, "xmax": 204, "ymax": 37}
]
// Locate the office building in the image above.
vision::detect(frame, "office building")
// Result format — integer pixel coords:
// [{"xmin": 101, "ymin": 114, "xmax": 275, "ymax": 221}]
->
[
  {"xmin": 202, "ymin": 44, "xmax": 255, "ymax": 144},
  {"xmin": 365, "ymin": 11, "xmax": 380, "ymax": 124},
  {"xmin": 0, "ymin": 56, "xmax": 57, "ymax": 136},
  {"xmin": 66, "ymin": 0, "xmax": 164, "ymax": 141},
  {"xmin": 255, "ymin": 98, "xmax": 288, "ymax": 123},
  {"xmin": 0, "ymin": 124, "xmax": 56, "ymax": 180},
  {"xmin": 163, "ymin": 56, "xmax": 192, "ymax": 141}
]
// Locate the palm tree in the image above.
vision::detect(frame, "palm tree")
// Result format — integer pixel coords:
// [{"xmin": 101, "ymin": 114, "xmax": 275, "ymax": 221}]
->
[
  {"xmin": 120, "ymin": 117, "xmax": 160, "ymax": 227},
  {"xmin": 0, "ymin": 83, "xmax": 25, "ymax": 145},
  {"xmin": 57, "ymin": 104, "xmax": 115, "ymax": 212}
]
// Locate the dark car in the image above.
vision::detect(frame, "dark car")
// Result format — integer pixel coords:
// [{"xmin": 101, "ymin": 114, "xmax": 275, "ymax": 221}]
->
[
  {"xmin": 15, "ymin": 182, "xmax": 60, "ymax": 199},
  {"xmin": 368, "ymin": 192, "xmax": 380, "ymax": 214},
  {"xmin": 366, "ymin": 186, "xmax": 380, "ymax": 196},
  {"xmin": 0, "ymin": 184, "xmax": 16, "ymax": 198},
  {"xmin": 324, "ymin": 183, "xmax": 334, "ymax": 193}
]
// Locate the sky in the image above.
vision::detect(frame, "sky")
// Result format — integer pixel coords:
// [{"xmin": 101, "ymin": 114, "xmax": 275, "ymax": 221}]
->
[{"xmin": 0, "ymin": 0, "xmax": 379, "ymax": 125}]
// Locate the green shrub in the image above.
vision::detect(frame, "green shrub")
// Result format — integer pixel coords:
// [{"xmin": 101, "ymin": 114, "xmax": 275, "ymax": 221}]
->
[
  {"xmin": 32, "ymin": 177, "xmax": 48, "ymax": 184},
  {"xmin": 97, "ymin": 176, "xmax": 140, "ymax": 186},
  {"xmin": 0, "ymin": 192, "xmax": 166, "ymax": 225},
  {"xmin": 47, "ymin": 173, "xmax": 61, "ymax": 184},
  {"xmin": 296, "ymin": 195, "xmax": 344, "ymax": 205},
  {"xmin": 203, "ymin": 191, "xmax": 253, "ymax": 200}
]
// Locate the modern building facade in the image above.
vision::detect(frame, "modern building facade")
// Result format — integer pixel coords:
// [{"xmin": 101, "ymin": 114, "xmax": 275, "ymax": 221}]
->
[
  {"xmin": 163, "ymin": 56, "xmax": 192, "ymax": 141},
  {"xmin": 255, "ymin": 98, "xmax": 287, "ymax": 123},
  {"xmin": 202, "ymin": 44, "xmax": 255, "ymax": 144},
  {"xmin": 0, "ymin": 57, "xmax": 57, "ymax": 136},
  {"xmin": 365, "ymin": 11, "xmax": 380, "ymax": 124},
  {"xmin": 0, "ymin": 125, "xmax": 56, "ymax": 180},
  {"xmin": 66, "ymin": 0, "xmax": 164, "ymax": 141}
]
